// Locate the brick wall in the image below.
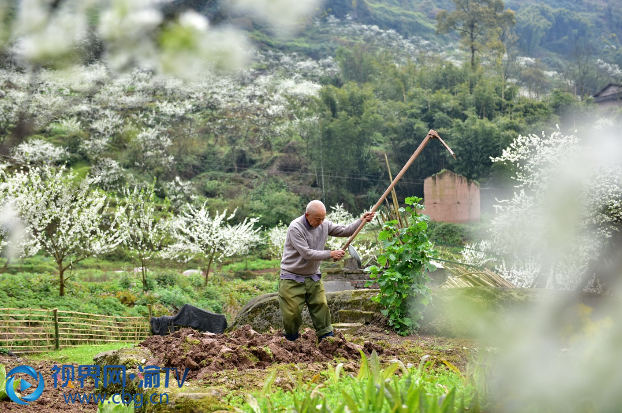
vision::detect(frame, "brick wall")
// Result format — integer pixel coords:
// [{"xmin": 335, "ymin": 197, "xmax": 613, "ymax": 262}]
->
[{"xmin": 423, "ymin": 170, "xmax": 480, "ymax": 223}]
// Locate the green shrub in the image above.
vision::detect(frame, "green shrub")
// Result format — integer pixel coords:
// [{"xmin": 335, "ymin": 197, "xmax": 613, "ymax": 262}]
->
[
  {"xmin": 367, "ymin": 197, "xmax": 437, "ymax": 335},
  {"xmin": 427, "ymin": 221, "xmax": 473, "ymax": 245}
]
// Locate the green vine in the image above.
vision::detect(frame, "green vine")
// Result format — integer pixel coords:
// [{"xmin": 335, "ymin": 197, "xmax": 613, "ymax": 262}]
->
[{"xmin": 366, "ymin": 197, "xmax": 437, "ymax": 335}]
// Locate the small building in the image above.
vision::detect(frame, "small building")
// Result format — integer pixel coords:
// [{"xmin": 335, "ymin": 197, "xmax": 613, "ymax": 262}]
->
[
  {"xmin": 423, "ymin": 170, "xmax": 480, "ymax": 223},
  {"xmin": 593, "ymin": 84, "xmax": 622, "ymax": 109}
]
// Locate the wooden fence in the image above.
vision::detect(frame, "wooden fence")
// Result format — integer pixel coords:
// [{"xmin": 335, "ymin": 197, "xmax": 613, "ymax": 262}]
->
[{"xmin": 0, "ymin": 308, "xmax": 151, "ymax": 354}]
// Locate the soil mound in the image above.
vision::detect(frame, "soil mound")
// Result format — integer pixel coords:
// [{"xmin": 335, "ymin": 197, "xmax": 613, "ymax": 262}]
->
[{"xmin": 139, "ymin": 325, "xmax": 393, "ymax": 379}]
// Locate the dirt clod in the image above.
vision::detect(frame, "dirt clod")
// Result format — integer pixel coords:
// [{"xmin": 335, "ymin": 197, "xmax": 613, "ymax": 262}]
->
[{"xmin": 139, "ymin": 325, "xmax": 394, "ymax": 380}]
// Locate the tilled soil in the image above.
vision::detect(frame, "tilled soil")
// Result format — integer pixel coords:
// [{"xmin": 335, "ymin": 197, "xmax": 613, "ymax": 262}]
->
[
  {"xmin": 0, "ymin": 355, "xmax": 97, "ymax": 412},
  {"xmin": 139, "ymin": 325, "xmax": 395, "ymax": 380}
]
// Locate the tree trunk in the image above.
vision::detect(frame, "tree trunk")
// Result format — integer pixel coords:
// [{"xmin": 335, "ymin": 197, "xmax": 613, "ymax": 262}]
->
[
  {"xmin": 141, "ymin": 256, "xmax": 148, "ymax": 291},
  {"xmin": 59, "ymin": 266, "xmax": 65, "ymax": 297},
  {"xmin": 204, "ymin": 253, "xmax": 215, "ymax": 286}
]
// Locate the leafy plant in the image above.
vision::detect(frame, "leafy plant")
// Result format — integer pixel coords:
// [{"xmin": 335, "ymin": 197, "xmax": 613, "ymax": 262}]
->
[
  {"xmin": 97, "ymin": 396, "xmax": 134, "ymax": 412},
  {"xmin": 0, "ymin": 364, "xmax": 7, "ymax": 401},
  {"xmin": 366, "ymin": 197, "xmax": 437, "ymax": 335}
]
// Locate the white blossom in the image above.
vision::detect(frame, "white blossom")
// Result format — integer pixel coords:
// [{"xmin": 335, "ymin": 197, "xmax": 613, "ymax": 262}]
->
[
  {"xmin": 489, "ymin": 126, "xmax": 622, "ymax": 288},
  {"xmin": 266, "ymin": 222, "xmax": 287, "ymax": 259},
  {"xmin": 1, "ymin": 165, "xmax": 127, "ymax": 295},
  {"xmin": 122, "ymin": 183, "xmax": 170, "ymax": 289},
  {"xmin": 165, "ymin": 203, "xmax": 261, "ymax": 284},
  {"xmin": 11, "ymin": 138, "xmax": 68, "ymax": 165}
]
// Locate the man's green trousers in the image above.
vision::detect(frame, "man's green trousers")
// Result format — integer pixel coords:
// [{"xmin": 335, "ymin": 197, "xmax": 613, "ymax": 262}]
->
[{"xmin": 278, "ymin": 278, "xmax": 333, "ymax": 338}]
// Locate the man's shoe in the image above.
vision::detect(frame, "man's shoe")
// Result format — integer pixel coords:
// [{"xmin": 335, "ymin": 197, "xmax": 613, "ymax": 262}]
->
[
  {"xmin": 285, "ymin": 332, "xmax": 299, "ymax": 341},
  {"xmin": 319, "ymin": 331, "xmax": 334, "ymax": 341}
]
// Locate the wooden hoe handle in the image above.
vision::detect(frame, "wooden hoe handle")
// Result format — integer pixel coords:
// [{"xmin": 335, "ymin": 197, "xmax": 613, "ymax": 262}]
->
[{"xmin": 341, "ymin": 129, "xmax": 455, "ymax": 250}]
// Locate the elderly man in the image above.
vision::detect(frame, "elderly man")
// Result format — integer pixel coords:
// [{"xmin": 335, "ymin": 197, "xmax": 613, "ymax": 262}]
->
[{"xmin": 279, "ymin": 200, "xmax": 375, "ymax": 341}]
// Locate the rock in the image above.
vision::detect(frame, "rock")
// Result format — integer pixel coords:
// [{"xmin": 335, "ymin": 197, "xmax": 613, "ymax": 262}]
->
[
  {"xmin": 338, "ymin": 310, "xmax": 375, "ymax": 324},
  {"xmin": 332, "ymin": 323, "xmax": 363, "ymax": 334},
  {"xmin": 228, "ymin": 289, "xmax": 382, "ymax": 333},
  {"xmin": 148, "ymin": 387, "xmax": 227, "ymax": 412},
  {"xmin": 93, "ymin": 346, "xmax": 155, "ymax": 409},
  {"xmin": 182, "ymin": 270, "xmax": 202, "ymax": 276},
  {"xmin": 344, "ymin": 257, "xmax": 360, "ymax": 270},
  {"xmin": 324, "ymin": 281, "xmax": 353, "ymax": 292}
]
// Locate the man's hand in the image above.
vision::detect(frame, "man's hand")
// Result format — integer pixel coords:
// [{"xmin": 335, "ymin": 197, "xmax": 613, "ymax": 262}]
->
[
  {"xmin": 361, "ymin": 211, "xmax": 376, "ymax": 223},
  {"xmin": 330, "ymin": 250, "xmax": 345, "ymax": 261}
]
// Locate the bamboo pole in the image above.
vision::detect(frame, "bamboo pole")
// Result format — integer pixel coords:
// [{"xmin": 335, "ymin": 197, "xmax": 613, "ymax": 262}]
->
[{"xmin": 384, "ymin": 153, "xmax": 405, "ymax": 228}]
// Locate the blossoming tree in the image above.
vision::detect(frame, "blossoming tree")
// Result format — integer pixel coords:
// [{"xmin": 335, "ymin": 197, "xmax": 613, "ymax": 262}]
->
[
  {"xmin": 2, "ymin": 166, "xmax": 127, "ymax": 296},
  {"xmin": 166, "ymin": 202, "xmax": 262, "ymax": 285},
  {"xmin": 123, "ymin": 183, "xmax": 170, "ymax": 291},
  {"xmin": 489, "ymin": 124, "xmax": 622, "ymax": 289}
]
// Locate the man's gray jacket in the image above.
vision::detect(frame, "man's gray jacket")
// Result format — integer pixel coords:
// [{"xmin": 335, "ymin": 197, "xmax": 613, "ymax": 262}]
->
[{"xmin": 280, "ymin": 215, "xmax": 361, "ymax": 276}]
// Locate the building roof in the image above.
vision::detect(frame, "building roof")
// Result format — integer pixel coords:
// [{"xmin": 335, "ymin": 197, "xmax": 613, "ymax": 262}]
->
[{"xmin": 593, "ymin": 84, "xmax": 622, "ymax": 104}]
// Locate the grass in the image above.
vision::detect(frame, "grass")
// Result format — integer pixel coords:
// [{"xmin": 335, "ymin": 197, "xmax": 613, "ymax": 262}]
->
[
  {"xmin": 221, "ymin": 258, "xmax": 280, "ymax": 273},
  {"xmin": 27, "ymin": 342, "xmax": 136, "ymax": 365}
]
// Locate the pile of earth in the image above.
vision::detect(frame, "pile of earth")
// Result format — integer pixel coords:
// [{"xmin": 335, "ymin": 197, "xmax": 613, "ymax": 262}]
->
[{"xmin": 139, "ymin": 325, "xmax": 395, "ymax": 380}]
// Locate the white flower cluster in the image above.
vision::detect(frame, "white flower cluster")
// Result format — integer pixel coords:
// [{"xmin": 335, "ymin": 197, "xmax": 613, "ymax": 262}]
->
[
  {"xmin": 265, "ymin": 222, "xmax": 288, "ymax": 260},
  {"xmin": 165, "ymin": 203, "xmax": 262, "ymax": 277},
  {"xmin": 489, "ymin": 125, "xmax": 622, "ymax": 288},
  {"xmin": 0, "ymin": 166, "xmax": 127, "ymax": 284},
  {"xmin": 316, "ymin": 14, "xmax": 447, "ymax": 63},
  {"xmin": 11, "ymin": 138, "xmax": 68, "ymax": 165}
]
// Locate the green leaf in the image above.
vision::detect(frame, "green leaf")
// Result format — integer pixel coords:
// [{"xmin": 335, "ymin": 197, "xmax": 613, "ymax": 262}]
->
[
  {"xmin": 440, "ymin": 387, "xmax": 456, "ymax": 413},
  {"xmin": 341, "ymin": 390, "xmax": 360, "ymax": 413},
  {"xmin": 0, "ymin": 364, "xmax": 6, "ymax": 401},
  {"xmin": 357, "ymin": 350, "xmax": 369, "ymax": 381}
]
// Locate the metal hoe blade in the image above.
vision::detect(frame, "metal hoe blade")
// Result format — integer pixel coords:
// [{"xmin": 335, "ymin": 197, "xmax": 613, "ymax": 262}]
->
[{"xmin": 348, "ymin": 245, "xmax": 362, "ymax": 268}]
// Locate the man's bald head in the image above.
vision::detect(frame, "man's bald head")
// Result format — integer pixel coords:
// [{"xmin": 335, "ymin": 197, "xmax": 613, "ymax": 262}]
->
[
  {"xmin": 306, "ymin": 200, "xmax": 326, "ymax": 215},
  {"xmin": 305, "ymin": 200, "xmax": 326, "ymax": 227}
]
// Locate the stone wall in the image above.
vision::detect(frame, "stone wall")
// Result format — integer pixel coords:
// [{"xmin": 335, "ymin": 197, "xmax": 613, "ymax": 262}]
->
[
  {"xmin": 423, "ymin": 170, "xmax": 480, "ymax": 223},
  {"xmin": 323, "ymin": 268, "xmax": 377, "ymax": 290}
]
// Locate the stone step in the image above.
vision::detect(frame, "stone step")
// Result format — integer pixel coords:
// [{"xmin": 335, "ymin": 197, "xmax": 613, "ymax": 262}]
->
[
  {"xmin": 332, "ymin": 322, "xmax": 363, "ymax": 334},
  {"xmin": 338, "ymin": 309, "xmax": 375, "ymax": 324}
]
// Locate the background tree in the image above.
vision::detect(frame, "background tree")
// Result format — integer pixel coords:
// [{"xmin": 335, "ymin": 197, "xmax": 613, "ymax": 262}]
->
[
  {"xmin": 436, "ymin": 0, "xmax": 515, "ymax": 69},
  {"xmin": 123, "ymin": 182, "xmax": 171, "ymax": 291},
  {"xmin": 165, "ymin": 203, "xmax": 261, "ymax": 286},
  {"xmin": 2, "ymin": 166, "xmax": 126, "ymax": 296}
]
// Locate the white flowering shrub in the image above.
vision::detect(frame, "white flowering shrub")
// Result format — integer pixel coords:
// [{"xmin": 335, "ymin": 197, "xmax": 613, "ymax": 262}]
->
[
  {"xmin": 122, "ymin": 183, "xmax": 170, "ymax": 290},
  {"xmin": 11, "ymin": 138, "xmax": 68, "ymax": 165},
  {"xmin": 57, "ymin": 117, "xmax": 82, "ymax": 134},
  {"xmin": 162, "ymin": 176, "xmax": 198, "ymax": 210},
  {"xmin": 90, "ymin": 158, "xmax": 124, "ymax": 190},
  {"xmin": 266, "ymin": 222, "xmax": 287, "ymax": 259},
  {"xmin": 1, "ymin": 166, "xmax": 127, "ymax": 295},
  {"xmin": 165, "ymin": 203, "xmax": 261, "ymax": 285},
  {"xmin": 489, "ymin": 126, "xmax": 622, "ymax": 288},
  {"xmin": 458, "ymin": 240, "xmax": 497, "ymax": 268},
  {"xmin": 326, "ymin": 204, "xmax": 378, "ymax": 266},
  {"xmin": 132, "ymin": 128, "xmax": 174, "ymax": 172}
]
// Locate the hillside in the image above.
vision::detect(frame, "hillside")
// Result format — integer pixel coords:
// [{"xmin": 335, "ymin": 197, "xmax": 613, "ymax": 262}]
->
[{"xmin": 0, "ymin": 0, "xmax": 619, "ymax": 227}]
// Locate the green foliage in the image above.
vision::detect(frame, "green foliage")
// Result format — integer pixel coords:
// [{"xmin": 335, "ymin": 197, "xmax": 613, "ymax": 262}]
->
[
  {"xmin": 0, "ymin": 364, "xmax": 7, "ymax": 401},
  {"xmin": 29, "ymin": 343, "xmax": 134, "ymax": 366},
  {"xmin": 0, "ymin": 268, "xmax": 277, "ymax": 321},
  {"xmin": 436, "ymin": 0, "xmax": 515, "ymax": 67},
  {"xmin": 427, "ymin": 222, "xmax": 473, "ymax": 245},
  {"xmin": 242, "ymin": 351, "xmax": 479, "ymax": 412},
  {"xmin": 366, "ymin": 197, "xmax": 436, "ymax": 335},
  {"xmin": 249, "ymin": 178, "xmax": 303, "ymax": 228},
  {"xmin": 98, "ymin": 396, "xmax": 134, "ymax": 412}
]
